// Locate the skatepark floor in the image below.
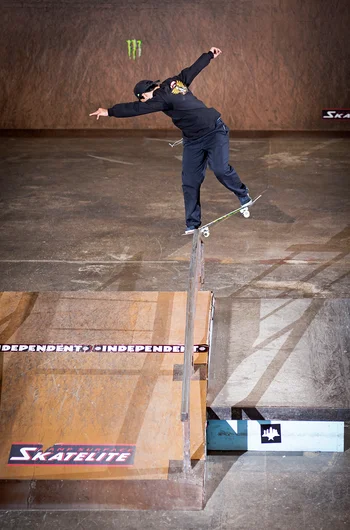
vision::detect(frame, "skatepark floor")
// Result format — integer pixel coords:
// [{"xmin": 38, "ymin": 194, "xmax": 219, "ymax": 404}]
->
[{"xmin": 0, "ymin": 133, "xmax": 349, "ymax": 529}]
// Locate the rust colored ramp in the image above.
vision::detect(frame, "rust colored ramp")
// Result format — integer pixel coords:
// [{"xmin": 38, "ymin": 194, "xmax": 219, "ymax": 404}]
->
[{"xmin": 0, "ymin": 291, "xmax": 214, "ymax": 510}]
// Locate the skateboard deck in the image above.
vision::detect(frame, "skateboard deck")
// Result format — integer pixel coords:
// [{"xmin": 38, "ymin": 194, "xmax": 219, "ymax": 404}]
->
[{"xmin": 183, "ymin": 195, "xmax": 262, "ymax": 237}]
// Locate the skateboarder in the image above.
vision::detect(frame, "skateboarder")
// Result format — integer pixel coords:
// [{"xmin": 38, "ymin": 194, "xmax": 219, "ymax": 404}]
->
[{"xmin": 90, "ymin": 47, "xmax": 252, "ymax": 234}]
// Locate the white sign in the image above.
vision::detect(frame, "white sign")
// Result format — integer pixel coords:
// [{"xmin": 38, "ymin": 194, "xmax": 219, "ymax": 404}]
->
[
  {"xmin": 207, "ymin": 420, "xmax": 344, "ymax": 452},
  {"xmin": 0, "ymin": 343, "xmax": 209, "ymax": 354}
]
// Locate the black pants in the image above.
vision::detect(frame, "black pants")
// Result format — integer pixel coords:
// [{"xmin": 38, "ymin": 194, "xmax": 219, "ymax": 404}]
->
[{"xmin": 182, "ymin": 118, "xmax": 248, "ymax": 228}]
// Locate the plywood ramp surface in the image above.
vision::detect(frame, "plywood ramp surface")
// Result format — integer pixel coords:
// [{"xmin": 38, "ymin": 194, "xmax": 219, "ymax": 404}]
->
[{"xmin": 0, "ymin": 292, "xmax": 213, "ymax": 509}]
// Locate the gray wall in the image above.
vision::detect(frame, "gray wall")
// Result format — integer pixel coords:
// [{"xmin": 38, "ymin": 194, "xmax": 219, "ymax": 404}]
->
[{"xmin": 1, "ymin": 0, "xmax": 349, "ymax": 130}]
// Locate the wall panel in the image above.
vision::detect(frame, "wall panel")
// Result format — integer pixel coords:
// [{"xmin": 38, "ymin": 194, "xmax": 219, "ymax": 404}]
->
[{"xmin": 1, "ymin": 0, "xmax": 349, "ymax": 130}]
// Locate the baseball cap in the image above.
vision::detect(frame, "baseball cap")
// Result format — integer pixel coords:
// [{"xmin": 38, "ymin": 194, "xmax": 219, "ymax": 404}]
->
[{"xmin": 134, "ymin": 79, "xmax": 160, "ymax": 100}]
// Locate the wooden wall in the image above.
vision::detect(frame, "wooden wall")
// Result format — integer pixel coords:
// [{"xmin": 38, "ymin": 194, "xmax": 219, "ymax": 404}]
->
[{"xmin": 1, "ymin": 0, "xmax": 349, "ymax": 130}]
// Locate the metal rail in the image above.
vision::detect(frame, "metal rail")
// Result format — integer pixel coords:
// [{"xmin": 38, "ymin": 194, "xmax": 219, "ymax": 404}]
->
[{"xmin": 181, "ymin": 229, "xmax": 205, "ymax": 472}]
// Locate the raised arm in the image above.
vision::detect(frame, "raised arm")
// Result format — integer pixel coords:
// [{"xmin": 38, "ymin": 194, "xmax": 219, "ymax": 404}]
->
[
  {"xmin": 177, "ymin": 47, "xmax": 222, "ymax": 87},
  {"xmin": 90, "ymin": 97, "xmax": 169, "ymax": 120},
  {"xmin": 107, "ymin": 98, "xmax": 168, "ymax": 118}
]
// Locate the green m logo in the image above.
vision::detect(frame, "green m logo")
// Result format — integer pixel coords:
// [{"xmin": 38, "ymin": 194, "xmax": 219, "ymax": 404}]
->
[{"xmin": 127, "ymin": 39, "xmax": 142, "ymax": 60}]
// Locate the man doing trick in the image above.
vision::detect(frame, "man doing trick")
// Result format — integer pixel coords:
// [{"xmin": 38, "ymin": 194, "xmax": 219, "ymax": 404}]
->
[{"xmin": 90, "ymin": 47, "xmax": 252, "ymax": 234}]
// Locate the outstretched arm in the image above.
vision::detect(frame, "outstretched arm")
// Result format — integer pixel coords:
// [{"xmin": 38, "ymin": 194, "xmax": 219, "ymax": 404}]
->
[
  {"xmin": 178, "ymin": 47, "xmax": 222, "ymax": 87},
  {"xmin": 90, "ymin": 97, "xmax": 169, "ymax": 120}
]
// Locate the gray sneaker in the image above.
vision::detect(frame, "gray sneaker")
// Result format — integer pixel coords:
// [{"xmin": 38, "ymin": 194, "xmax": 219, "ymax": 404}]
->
[
  {"xmin": 239, "ymin": 194, "xmax": 253, "ymax": 207},
  {"xmin": 184, "ymin": 226, "xmax": 197, "ymax": 235}
]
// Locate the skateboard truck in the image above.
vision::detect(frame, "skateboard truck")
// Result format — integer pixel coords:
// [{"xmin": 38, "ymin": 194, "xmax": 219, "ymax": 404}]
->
[
  {"xmin": 240, "ymin": 207, "xmax": 251, "ymax": 219},
  {"xmin": 201, "ymin": 227, "xmax": 210, "ymax": 238}
]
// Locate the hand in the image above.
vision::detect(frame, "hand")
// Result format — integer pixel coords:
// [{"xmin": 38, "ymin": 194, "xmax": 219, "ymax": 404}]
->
[
  {"xmin": 210, "ymin": 47, "xmax": 222, "ymax": 59},
  {"xmin": 89, "ymin": 108, "xmax": 108, "ymax": 120}
]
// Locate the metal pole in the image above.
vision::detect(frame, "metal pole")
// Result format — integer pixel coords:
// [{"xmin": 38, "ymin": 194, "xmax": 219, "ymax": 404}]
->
[
  {"xmin": 181, "ymin": 229, "xmax": 204, "ymax": 473},
  {"xmin": 183, "ymin": 420, "xmax": 191, "ymax": 473}
]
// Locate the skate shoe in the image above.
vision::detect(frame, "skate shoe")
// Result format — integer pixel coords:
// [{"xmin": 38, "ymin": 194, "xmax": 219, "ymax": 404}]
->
[
  {"xmin": 184, "ymin": 226, "xmax": 197, "ymax": 235},
  {"xmin": 239, "ymin": 193, "xmax": 253, "ymax": 207}
]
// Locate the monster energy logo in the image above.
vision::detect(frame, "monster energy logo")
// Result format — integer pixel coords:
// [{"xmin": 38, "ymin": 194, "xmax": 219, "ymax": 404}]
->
[{"xmin": 127, "ymin": 39, "xmax": 142, "ymax": 60}]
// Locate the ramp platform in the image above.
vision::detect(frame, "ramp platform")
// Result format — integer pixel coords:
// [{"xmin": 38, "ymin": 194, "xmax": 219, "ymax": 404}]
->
[{"xmin": 0, "ymin": 291, "xmax": 214, "ymax": 510}]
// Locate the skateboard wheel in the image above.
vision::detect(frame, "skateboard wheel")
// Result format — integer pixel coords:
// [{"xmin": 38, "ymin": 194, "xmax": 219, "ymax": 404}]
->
[
  {"xmin": 202, "ymin": 228, "xmax": 210, "ymax": 238},
  {"xmin": 242, "ymin": 209, "xmax": 250, "ymax": 218}
]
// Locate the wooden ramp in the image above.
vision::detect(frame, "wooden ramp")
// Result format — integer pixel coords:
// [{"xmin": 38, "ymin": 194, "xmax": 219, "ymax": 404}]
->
[{"xmin": 0, "ymin": 291, "xmax": 214, "ymax": 510}]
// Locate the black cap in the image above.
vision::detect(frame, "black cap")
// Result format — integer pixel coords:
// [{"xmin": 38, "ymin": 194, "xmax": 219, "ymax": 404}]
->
[{"xmin": 134, "ymin": 79, "xmax": 160, "ymax": 100}]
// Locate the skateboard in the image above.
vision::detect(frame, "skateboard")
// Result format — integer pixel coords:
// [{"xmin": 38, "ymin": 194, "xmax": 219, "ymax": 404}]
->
[{"xmin": 183, "ymin": 195, "xmax": 262, "ymax": 238}]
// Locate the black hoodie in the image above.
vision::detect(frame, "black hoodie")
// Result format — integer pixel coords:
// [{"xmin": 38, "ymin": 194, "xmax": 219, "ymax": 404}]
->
[{"xmin": 108, "ymin": 51, "xmax": 221, "ymax": 139}]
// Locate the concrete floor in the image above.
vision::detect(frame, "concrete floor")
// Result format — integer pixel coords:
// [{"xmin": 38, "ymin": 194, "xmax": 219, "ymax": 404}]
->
[{"xmin": 0, "ymin": 134, "xmax": 349, "ymax": 528}]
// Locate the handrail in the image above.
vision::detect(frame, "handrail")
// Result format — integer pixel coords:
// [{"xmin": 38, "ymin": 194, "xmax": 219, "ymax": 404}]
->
[{"xmin": 181, "ymin": 229, "xmax": 204, "ymax": 472}]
